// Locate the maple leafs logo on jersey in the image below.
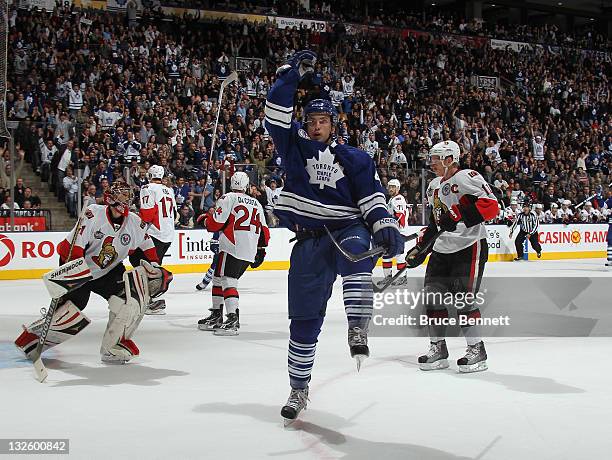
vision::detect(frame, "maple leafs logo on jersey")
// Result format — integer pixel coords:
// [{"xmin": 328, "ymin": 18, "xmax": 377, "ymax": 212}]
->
[
  {"xmin": 91, "ymin": 236, "xmax": 118, "ymax": 269},
  {"xmin": 305, "ymin": 147, "xmax": 345, "ymax": 190}
]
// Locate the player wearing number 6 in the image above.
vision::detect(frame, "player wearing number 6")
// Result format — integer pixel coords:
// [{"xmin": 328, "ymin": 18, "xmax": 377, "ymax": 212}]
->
[
  {"xmin": 129, "ymin": 165, "xmax": 177, "ymax": 315},
  {"xmin": 201, "ymin": 171, "xmax": 270, "ymax": 335}
]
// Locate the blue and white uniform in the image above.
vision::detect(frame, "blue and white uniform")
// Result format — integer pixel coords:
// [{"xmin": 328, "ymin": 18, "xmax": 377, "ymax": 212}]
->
[
  {"xmin": 603, "ymin": 197, "xmax": 612, "ymax": 265},
  {"xmin": 265, "ymin": 54, "xmax": 402, "ymax": 390}
]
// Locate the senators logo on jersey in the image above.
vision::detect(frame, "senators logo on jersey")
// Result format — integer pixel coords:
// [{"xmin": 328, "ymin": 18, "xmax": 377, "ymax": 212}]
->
[{"xmin": 92, "ymin": 236, "xmax": 118, "ymax": 269}]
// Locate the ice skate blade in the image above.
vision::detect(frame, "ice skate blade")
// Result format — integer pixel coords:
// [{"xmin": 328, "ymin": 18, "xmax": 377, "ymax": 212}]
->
[
  {"xmin": 458, "ymin": 361, "xmax": 488, "ymax": 373},
  {"xmin": 197, "ymin": 324, "xmax": 219, "ymax": 331},
  {"xmin": 419, "ymin": 359, "xmax": 450, "ymax": 371},
  {"xmin": 354, "ymin": 354, "xmax": 368, "ymax": 371},
  {"xmin": 195, "ymin": 283, "xmax": 209, "ymax": 291},
  {"xmin": 283, "ymin": 417, "xmax": 298, "ymax": 427},
  {"xmin": 213, "ymin": 329, "xmax": 239, "ymax": 336},
  {"xmin": 145, "ymin": 309, "xmax": 166, "ymax": 316}
]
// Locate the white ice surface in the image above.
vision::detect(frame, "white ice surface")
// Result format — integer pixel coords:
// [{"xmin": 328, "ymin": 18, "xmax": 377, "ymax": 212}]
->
[{"xmin": 1, "ymin": 259, "xmax": 612, "ymax": 460}]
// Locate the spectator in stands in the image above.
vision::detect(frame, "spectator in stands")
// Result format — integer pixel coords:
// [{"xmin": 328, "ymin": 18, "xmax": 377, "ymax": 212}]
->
[
  {"xmin": 175, "ymin": 204, "xmax": 195, "ymax": 229},
  {"xmin": 1, "ymin": 195, "xmax": 19, "ymax": 210},
  {"xmin": 14, "ymin": 177, "xmax": 26, "ymax": 208},
  {"xmin": 63, "ymin": 167, "xmax": 79, "ymax": 218}
]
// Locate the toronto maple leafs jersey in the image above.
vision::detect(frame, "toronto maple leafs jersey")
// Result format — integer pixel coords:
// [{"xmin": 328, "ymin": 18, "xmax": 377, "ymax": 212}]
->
[
  {"xmin": 388, "ymin": 194, "xmax": 409, "ymax": 235},
  {"xmin": 57, "ymin": 204, "xmax": 158, "ymax": 280},
  {"xmin": 426, "ymin": 169, "xmax": 498, "ymax": 253},
  {"xmin": 265, "ymin": 72, "xmax": 391, "ymax": 231}
]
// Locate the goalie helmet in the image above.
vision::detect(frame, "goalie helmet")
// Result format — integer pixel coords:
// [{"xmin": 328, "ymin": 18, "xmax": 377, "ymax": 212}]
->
[
  {"xmin": 230, "ymin": 171, "xmax": 250, "ymax": 192},
  {"xmin": 428, "ymin": 140, "xmax": 460, "ymax": 165},
  {"xmin": 104, "ymin": 182, "xmax": 134, "ymax": 216},
  {"xmin": 147, "ymin": 165, "xmax": 165, "ymax": 181},
  {"xmin": 303, "ymin": 99, "xmax": 338, "ymax": 126}
]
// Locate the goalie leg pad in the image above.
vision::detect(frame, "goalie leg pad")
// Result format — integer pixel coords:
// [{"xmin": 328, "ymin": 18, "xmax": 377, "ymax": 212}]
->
[
  {"xmin": 100, "ymin": 268, "xmax": 149, "ymax": 362},
  {"xmin": 15, "ymin": 301, "xmax": 91, "ymax": 360}
]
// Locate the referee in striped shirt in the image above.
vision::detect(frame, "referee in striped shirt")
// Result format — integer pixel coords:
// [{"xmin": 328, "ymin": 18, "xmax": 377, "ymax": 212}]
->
[{"xmin": 509, "ymin": 202, "xmax": 542, "ymax": 260}]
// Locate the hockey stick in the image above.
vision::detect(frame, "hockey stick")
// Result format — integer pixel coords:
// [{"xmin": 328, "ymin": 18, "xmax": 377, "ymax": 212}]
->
[
  {"xmin": 31, "ymin": 210, "xmax": 91, "ymax": 383},
  {"xmin": 323, "ymin": 226, "xmax": 421, "ymax": 263},
  {"xmin": 209, "ymin": 71, "xmax": 238, "ymax": 159},
  {"xmin": 573, "ymin": 193, "xmax": 597, "ymax": 211},
  {"xmin": 373, "ymin": 229, "xmax": 444, "ymax": 293}
]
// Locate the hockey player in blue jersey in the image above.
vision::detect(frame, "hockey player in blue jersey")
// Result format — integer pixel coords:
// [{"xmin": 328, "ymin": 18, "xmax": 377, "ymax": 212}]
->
[
  {"xmin": 265, "ymin": 50, "xmax": 404, "ymax": 424},
  {"xmin": 603, "ymin": 193, "xmax": 612, "ymax": 267}
]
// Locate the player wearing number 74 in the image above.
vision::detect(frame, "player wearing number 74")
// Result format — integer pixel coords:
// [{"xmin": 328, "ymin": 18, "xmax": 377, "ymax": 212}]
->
[{"xmin": 199, "ymin": 171, "xmax": 270, "ymax": 335}]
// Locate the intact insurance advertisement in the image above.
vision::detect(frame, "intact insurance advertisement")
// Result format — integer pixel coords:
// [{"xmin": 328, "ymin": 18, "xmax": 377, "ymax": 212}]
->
[{"xmin": 0, "ymin": 225, "xmax": 606, "ymax": 279}]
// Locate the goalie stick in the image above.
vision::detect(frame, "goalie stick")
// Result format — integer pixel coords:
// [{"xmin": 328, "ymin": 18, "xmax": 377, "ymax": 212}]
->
[{"xmin": 32, "ymin": 210, "xmax": 92, "ymax": 383}]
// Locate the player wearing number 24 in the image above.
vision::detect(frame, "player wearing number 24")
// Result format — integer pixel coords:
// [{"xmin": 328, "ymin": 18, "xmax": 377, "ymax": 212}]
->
[{"xmin": 199, "ymin": 171, "xmax": 270, "ymax": 336}]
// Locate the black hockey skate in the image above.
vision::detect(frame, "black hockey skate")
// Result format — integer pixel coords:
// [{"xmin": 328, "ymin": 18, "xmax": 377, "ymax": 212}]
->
[
  {"xmin": 281, "ymin": 387, "xmax": 309, "ymax": 426},
  {"xmin": 348, "ymin": 326, "xmax": 369, "ymax": 371},
  {"xmin": 195, "ymin": 280, "xmax": 209, "ymax": 291},
  {"xmin": 457, "ymin": 341, "xmax": 488, "ymax": 373},
  {"xmin": 418, "ymin": 340, "xmax": 449, "ymax": 371},
  {"xmin": 197, "ymin": 308, "xmax": 223, "ymax": 331},
  {"xmin": 214, "ymin": 310, "xmax": 240, "ymax": 336}
]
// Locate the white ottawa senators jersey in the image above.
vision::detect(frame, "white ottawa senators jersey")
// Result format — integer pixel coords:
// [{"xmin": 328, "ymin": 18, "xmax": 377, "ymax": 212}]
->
[
  {"xmin": 426, "ymin": 169, "xmax": 498, "ymax": 253},
  {"xmin": 207, "ymin": 192, "xmax": 268, "ymax": 263},
  {"xmin": 387, "ymin": 194, "xmax": 409, "ymax": 234},
  {"xmin": 139, "ymin": 182, "xmax": 177, "ymax": 243},
  {"xmin": 60, "ymin": 204, "xmax": 157, "ymax": 280}
]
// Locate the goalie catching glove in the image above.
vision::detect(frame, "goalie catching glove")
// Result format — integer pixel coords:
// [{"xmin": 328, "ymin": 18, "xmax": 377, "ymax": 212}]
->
[{"xmin": 140, "ymin": 260, "xmax": 173, "ymax": 298}]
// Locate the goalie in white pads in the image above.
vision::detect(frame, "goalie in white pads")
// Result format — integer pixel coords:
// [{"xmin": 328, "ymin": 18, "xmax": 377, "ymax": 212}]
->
[
  {"xmin": 382, "ymin": 179, "xmax": 409, "ymax": 285},
  {"xmin": 15, "ymin": 183, "xmax": 173, "ymax": 364},
  {"xmin": 199, "ymin": 172, "xmax": 270, "ymax": 335}
]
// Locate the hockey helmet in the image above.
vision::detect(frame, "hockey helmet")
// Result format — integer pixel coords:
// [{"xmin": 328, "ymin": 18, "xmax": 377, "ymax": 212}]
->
[
  {"xmin": 147, "ymin": 165, "xmax": 165, "ymax": 180},
  {"xmin": 388, "ymin": 179, "xmax": 401, "ymax": 189},
  {"xmin": 510, "ymin": 199, "xmax": 518, "ymax": 205},
  {"xmin": 427, "ymin": 140, "xmax": 460, "ymax": 165},
  {"xmin": 563, "ymin": 199, "xmax": 571, "ymax": 206},
  {"xmin": 104, "ymin": 182, "xmax": 134, "ymax": 217},
  {"xmin": 303, "ymin": 99, "xmax": 338, "ymax": 126},
  {"xmin": 585, "ymin": 201, "xmax": 592, "ymax": 207},
  {"xmin": 231, "ymin": 171, "xmax": 250, "ymax": 192},
  {"xmin": 551, "ymin": 202, "xmax": 559, "ymax": 208},
  {"xmin": 535, "ymin": 203, "xmax": 544, "ymax": 209}
]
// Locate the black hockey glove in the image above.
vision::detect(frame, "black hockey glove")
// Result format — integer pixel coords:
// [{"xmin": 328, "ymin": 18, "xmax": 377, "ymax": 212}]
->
[
  {"xmin": 373, "ymin": 218, "xmax": 405, "ymax": 258},
  {"xmin": 405, "ymin": 245, "xmax": 428, "ymax": 269},
  {"xmin": 276, "ymin": 50, "xmax": 317, "ymax": 80},
  {"xmin": 251, "ymin": 248, "xmax": 266, "ymax": 269},
  {"xmin": 437, "ymin": 205, "xmax": 461, "ymax": 232}
]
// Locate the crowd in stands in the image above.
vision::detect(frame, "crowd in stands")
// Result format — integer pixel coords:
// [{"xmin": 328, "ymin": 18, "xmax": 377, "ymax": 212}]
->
[
  {"xmin": 5, "ymin": 3, "xmax": 611, "ymax": 229},
  {"xmin": 165, "ymin": 0, "xmax": 611, "ymax": 51},
  {"xmin": 0, "ymin": 144, "xmax": 42, "ymax": 212}
]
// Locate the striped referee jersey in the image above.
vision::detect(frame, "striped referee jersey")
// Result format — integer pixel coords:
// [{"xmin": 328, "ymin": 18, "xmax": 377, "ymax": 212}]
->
[{"xmin": 510, "ymin": 211, "xmax": 540, "ymax": 234}]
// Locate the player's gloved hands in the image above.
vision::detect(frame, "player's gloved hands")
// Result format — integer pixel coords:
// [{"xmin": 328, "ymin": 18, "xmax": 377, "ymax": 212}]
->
[
  {"xmin": 405, "ymin": 245, "xmax": 427, "ymax": 269},
  {"xmin": 250, "ymin": 247, "xmax": 266, "ymax": 269},
  {"xmin": 438, "ymin": 205, "xmax": 461, "ymax": 232},
  {"xmin": 276, "ymin": 50, "xmax": 317, "ymax": 79},
  {"xmin": 140, "ymin": 260, "xmax": 173, "ymax": 298},
  {"xmin": 209, "ymin": 239, "xmax": 219, "ymax": 255},
  {"xmin": 373, "ymin": 218, "xmax": 405, "ymax": 258}
]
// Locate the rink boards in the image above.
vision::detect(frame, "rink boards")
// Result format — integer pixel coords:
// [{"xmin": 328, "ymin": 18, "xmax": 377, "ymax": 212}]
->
[{"xmin": 0, "ymin": 224, "xmax": 607, "ymax": 280}]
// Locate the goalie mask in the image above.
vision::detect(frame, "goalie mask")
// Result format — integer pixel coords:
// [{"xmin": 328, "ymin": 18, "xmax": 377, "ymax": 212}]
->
[{"xmin": 104, "ymin": 182, "xmax": 134, "ymax": 217}]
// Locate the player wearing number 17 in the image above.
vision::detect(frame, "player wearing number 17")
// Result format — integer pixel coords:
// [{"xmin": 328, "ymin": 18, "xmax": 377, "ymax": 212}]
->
[
  {"xmin": 129, "ymin": 165, "xmax": 177, "ymax": 315},
  {"xmin": 265, "ymin": 50, "xmax": 404, "ymax": 423},
  {"xmin": 201, "ymin": 171, "xmax": 270, "ymax": 335}
]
